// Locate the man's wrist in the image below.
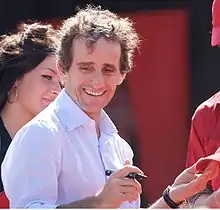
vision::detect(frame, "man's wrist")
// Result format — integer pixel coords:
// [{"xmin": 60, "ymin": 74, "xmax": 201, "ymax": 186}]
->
[
  {"xmin": 205, "ymin": 191, "xmax": 220, "ymax": 208},
  {"xmin": 56, "ymin": 196, "xmax": 103, "ymax": 208},
  {"xmin": 163, "ymin": 186, "xmax": 186, "ymax": 208},
  {"xmin": 169, "ymin": 187, "xmax": 182, "ymax": 204},
  {"xmin": 92, "ymin": 195, "xmax": 104, "ymax": 208}
]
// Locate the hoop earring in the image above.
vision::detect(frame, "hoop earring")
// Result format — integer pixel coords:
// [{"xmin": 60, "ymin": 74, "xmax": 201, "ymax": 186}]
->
[{"xmin": 7, "ymin": 89, "xmax": 18, "ymax": 104}]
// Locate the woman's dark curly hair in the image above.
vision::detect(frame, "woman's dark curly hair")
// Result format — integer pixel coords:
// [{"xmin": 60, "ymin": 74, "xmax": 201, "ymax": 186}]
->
[{"xmin": 0, "ymin": 22, "xmax": 59, "ymax": 112}]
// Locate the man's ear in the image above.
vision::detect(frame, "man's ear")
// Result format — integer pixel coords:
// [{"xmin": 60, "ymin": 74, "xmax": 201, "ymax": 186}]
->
[
  {"xmin": 56, "ymin": 60, "xmax": 67, "ymax": 85},
  {"xmin": 117, "ymin": 73, "xmax": 126, "ymax": 85}
]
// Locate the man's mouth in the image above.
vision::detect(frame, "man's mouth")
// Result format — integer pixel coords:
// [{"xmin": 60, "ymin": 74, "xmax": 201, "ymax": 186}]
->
[{"xmin": 83, "ymin": 88, "xmax": 106, "ymax": 97}]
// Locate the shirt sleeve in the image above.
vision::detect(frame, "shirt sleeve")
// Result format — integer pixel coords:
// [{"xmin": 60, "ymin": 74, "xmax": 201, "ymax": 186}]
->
[
  {"xmin": 118, "ymin": 136, "xmax": 134, "ymax": 165},
  {"xmin": 1, "ymin": 121, "xmax": 61, "ymax": 208},
  {"xmin": 116, "ymin": 135, "xmax": 140, "ymax": 208},
  {"xmin": 186, "ymin": 105, "xmax": 209, "ymax": 168}
]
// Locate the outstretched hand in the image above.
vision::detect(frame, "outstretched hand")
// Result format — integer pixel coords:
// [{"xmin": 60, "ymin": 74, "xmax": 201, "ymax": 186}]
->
[{"xmin": 169, "ymin": 160, "xmax": 219, "ymax": 204}]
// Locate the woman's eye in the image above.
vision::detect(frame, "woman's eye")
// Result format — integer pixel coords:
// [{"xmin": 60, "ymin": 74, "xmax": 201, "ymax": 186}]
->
[{"xmin": 42, "ymin": 75, "xmax": 52, "ymax": 81}]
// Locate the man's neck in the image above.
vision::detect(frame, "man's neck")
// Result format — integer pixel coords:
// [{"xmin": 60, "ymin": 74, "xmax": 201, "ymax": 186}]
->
[
  {"xmin": 86, "ymin": 111, "xmax": 101, "ymax": 138},
  {"xmin": 64, "ymin": 89, "xmax": 102, "ymax": 138}
]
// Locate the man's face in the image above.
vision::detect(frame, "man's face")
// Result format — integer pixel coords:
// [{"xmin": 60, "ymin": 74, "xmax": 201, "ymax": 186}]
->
[{"xmin": 63, "ymin": 37, "xmax": 125, "ymax": 116}]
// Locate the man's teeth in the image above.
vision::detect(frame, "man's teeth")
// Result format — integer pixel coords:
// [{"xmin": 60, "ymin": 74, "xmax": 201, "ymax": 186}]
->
[{"xmin": 84, "ymin": 89, "xmax": 104, "ymax": 96}]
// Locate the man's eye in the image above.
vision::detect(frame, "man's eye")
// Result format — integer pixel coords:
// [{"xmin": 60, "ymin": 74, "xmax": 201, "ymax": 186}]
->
[
  {"xmin": 80, "ymin": 66, "xmax": 95, "ymax": 72},
  {"xmin": 80, "ymin": 67, "xmax": 90, "ymax": 71},
  {"xmin": 105, "ymin": 69, "xmax": 113, "ymax": 72}
]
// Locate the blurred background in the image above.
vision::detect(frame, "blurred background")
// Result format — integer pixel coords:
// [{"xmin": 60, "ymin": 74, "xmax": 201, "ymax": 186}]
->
[{"xmin": 0, "ymin": 0, "xmax": 219, "ymax": 206}]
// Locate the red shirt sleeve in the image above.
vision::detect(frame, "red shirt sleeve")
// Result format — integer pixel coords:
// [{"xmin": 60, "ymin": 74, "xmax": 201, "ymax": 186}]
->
[
  {"xmin": 186, "ymin": 105, "xmax": 208, "ymax": 168},
  {"xmin": 0, "ymin": 192, "xmax": 9, "ymax": 208},
  {"xmin": 186, "ymin": 93, "xmax": 220, "ymax": 190}
]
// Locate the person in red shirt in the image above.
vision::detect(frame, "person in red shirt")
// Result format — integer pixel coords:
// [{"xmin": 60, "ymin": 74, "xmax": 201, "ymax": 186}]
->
[
  {"xmin": 186, "ymin": 92, "xmax": 220, "ymax": 186},
  {"xmin": 186, "ymin": 0, "xmax": 220, "ymax": 207}
]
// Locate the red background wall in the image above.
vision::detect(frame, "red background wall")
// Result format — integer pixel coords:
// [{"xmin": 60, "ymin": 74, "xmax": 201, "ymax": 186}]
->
[{"xmin": 127, "ymin": 10, "xmax": 190, "ymax": 203}]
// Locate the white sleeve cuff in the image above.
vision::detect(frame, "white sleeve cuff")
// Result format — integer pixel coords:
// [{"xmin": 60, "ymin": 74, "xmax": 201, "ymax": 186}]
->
[{"xmin": 25, "ymin": 201, "xmax": 58, "ymax": 209}]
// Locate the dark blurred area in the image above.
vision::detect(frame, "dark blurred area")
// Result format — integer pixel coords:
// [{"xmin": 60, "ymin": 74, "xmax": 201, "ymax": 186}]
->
[{"xmin": 0, "ymin": 0, "xmax": 219, "ymax": 206}]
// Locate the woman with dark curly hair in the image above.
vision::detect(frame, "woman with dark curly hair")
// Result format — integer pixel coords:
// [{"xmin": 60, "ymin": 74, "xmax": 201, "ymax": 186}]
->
[{"xmin": 0, "ymin": 22, "xmax": 61, "ymax": 197}]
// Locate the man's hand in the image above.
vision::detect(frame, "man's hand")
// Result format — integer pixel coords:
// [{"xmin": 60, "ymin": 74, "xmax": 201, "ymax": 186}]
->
[
  {"xmin": 96, "ymin": 164, "xmax": 143, "ymax": 208},
  {"xmin": 169, "ymin": 161, "xmax": 219, "ymax": 204}
]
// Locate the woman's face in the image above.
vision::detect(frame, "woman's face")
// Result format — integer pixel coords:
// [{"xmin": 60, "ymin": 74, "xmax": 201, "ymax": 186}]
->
[{"xmin": 15, "ymin": 55, "xmax": 61, "ymax": 116}]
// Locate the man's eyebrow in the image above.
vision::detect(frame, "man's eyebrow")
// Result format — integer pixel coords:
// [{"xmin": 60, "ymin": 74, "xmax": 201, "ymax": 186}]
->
[
  {"xmin": 76, "ymin": 62, "xmax": 117, "ymax": 70},
  {"xmin": 76, "ymin": 62, "xmax": 95, "ymax": 66},
  {"xmin": 103, "ymin": 63, "xmax": 117, "ymax": 70}
]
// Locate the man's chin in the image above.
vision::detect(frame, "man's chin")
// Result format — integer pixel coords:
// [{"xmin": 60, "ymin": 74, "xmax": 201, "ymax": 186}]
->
[
  {"xmin": 81, "ymin": 105, "xmax": 103, "ymax": 117},
  {"xmin": 83, "ymin": 107, "xmax": 102, "ymax": 114}
]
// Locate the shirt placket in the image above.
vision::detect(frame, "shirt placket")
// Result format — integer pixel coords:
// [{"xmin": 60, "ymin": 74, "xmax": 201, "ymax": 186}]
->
[{"xmin": 88, "ymin": 120, "xmax": 107, "ymax": 182}]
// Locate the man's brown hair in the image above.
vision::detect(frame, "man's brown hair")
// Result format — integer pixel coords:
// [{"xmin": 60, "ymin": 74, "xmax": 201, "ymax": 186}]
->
[{"xmin": 57, "ymin": 5, "xmax": 140, "ymax": 74}]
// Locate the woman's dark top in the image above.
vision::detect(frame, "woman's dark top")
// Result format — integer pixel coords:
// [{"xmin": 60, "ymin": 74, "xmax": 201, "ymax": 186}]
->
[{"xmin": 0, "ymin": 117, "xmax": 11, "ymax": 192}]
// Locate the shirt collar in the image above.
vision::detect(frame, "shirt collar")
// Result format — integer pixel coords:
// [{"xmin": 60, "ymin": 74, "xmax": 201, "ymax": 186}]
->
[
  {"xmin": 53, "ymin": 89, "xmax": 118, "ymax": 134},
  {"xmin": 100, "ymin": 110, "xmax": 118, "ymax": 135},
  {"xmin": 53, "ymin": 89, "xmax": 90, "ymax": 130}
]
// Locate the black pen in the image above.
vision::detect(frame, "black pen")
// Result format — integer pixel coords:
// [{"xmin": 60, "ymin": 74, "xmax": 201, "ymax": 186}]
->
[{"xmin": 105, "ymin": 170, "xmax": 147, "ymax": 180}]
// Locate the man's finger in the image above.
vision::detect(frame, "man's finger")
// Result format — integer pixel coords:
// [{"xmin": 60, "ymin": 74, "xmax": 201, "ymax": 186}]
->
[
  {"xmin": 183, "ymin": 161, "xmax": 197, "ymax": 174},
  {"xmin": 109, "ymin": 165, "xmax": 143, "ymax": 179},
  {"xmin": 203, "ymin": 161, "xmax": 220, "ymax": 180},
  {"xmin": 184, "ymin": 159, "xmax": 218, "ymax": 175},
  {"xmin": 185, "ymin": 174, "xmax": 208, "ymax": 196}
]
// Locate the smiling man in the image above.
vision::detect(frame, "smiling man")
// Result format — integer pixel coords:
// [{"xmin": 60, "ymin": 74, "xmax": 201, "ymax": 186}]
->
[
  {"xmin": 1, "ymin": 5, "xmax": 144, "ymax": 209},
  {"xmin": 63, "ymin": 37, "xmax": 126, "ymax": 128}
]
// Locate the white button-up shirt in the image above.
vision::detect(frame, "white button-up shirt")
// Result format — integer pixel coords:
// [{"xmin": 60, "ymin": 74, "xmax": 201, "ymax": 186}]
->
[{"xmin": 2, "ymin": 89, "xmax": 140, "ymax": 208}]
